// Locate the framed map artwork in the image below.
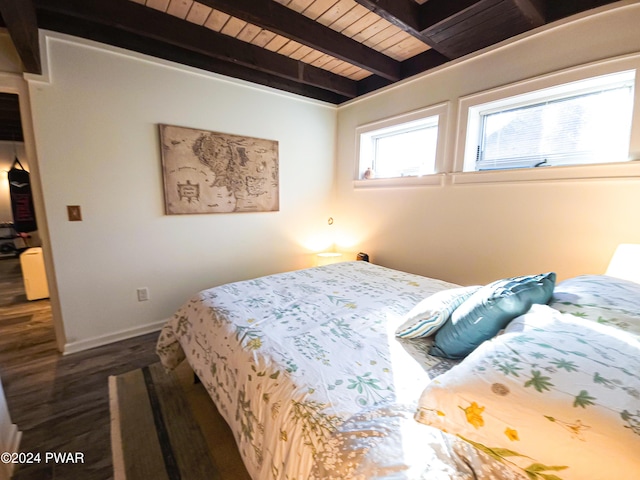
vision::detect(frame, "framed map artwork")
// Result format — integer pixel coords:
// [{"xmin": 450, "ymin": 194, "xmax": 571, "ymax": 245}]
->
[{"xmin": 158, "ymin": 124, "xmax": 279, "ymax": 214}]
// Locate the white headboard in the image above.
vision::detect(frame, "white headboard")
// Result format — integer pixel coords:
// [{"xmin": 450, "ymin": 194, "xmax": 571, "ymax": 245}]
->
[{"xmin": 606, "ymin": 244, "xmax": 640, "ymax": 284}]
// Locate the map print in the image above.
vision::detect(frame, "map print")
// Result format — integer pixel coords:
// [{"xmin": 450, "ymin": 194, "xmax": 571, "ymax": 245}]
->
[{"xmin": 159, "ymin": 124, "xmax": 279, "ymax": 214}]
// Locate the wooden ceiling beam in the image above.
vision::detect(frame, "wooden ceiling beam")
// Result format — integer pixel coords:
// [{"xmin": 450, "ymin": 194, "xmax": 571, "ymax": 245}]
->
[
  {"xmin": 418, "ymin": 0, "xmax": 485, "ymax": 32},
  {"xmin": 34, "ymin": 0, "xmax": 357, "ymax": 99},
  {"xmin": 545, "ymin": 0, "xmax": 618, "ymax": 22},
  {"xmin": 353, "ymin": 0, "xmax": 499, "ymax": 60},
  {"xmin": 353, "ymin": 0, "xmax": 451, "ymax": 58},
  {"xmin": 356, "ymin": 48, "xmax": 451, "ymax": 97},
  {"xmin": 355, "ymin": 0, "xmax": 545, "ymax": 60},
  {"xmin": 196, "ymin": 0, "xmax": 401, "ymax": 81},
  {"xmin": 419, "ymin": 0, "xmax": 548, "ymax": 59},
  {"xmin": 0, "ymin": 0, "xmax": 41, "ymax": 74},
  {"xmin": 513, "ymin": 0, "xmax": 546, "ymax": 26},
  {"xmin": 352, "ymin": 0, "xmax": 422, "ymax": 32},
  {"xmin": 401, "ymin": 49, "xmax": 449, "ymax": 78}
]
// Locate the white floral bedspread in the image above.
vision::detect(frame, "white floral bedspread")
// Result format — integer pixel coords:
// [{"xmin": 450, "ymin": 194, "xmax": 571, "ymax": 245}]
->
[{"xmin": 156, "ymin": 261, "xmax": 520, "ymax": 480}]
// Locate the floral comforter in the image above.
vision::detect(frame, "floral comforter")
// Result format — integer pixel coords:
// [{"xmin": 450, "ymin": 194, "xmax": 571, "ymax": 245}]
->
[{"xmin": 156, "ymin": 261, "xmax": 523, "ymax": 480}]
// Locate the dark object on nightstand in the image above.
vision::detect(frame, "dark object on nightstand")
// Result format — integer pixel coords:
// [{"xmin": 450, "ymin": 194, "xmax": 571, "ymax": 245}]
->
[{"xmin": 357, "ymin": 252, "xmax": 369, "ymax": 262}]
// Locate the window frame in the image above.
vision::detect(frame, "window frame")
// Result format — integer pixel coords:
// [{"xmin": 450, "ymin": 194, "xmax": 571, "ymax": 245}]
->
[
  {"xmin": 454, "ymin": 54, "xmax": 640, "ymax": 184},
  {"xmin": 354, "ymin": 102, "xmax": 450, "ymax": 188}
]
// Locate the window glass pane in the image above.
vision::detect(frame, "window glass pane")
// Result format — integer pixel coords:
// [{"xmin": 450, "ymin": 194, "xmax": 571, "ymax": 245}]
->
[
  {"xmin": 473, "ymin": 71, "xmax": 635, "ymax": 171},
  {"xmin": 373, "ymin": 124, "xmax": 438, "ymax": 178}
]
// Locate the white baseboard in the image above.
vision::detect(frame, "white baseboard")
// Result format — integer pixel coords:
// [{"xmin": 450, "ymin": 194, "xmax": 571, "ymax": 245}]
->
[
  {"xmin": 0, "ymin": 424, "xmax": 21, "ymax": 480},
  {"xmin": 63, "ymin": 319, "xmax": 168, "ymax": 355}
]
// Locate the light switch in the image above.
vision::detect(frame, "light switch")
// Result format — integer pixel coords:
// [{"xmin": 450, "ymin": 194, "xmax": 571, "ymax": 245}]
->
[{"xmin": 67, "ymin": 205, "xmax": 82, "ymax": 221}]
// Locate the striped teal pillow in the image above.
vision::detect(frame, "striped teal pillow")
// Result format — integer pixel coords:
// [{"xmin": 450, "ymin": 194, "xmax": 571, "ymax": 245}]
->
[{"xmin": 395, "ymin": 286, "xmax": 481, "ymax": 338}]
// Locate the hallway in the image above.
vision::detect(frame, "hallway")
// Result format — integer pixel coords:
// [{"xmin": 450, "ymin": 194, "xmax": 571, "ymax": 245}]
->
[
  {"xmin": 0, "ymin": 256, "xmax": 56, "ymax": 367},
  {"xmin": 0, "ymin": 256, "xmax": 158, "ymax": 479}
]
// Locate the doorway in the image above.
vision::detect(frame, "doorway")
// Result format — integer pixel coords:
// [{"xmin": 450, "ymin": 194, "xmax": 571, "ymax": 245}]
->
[
  {"xmin": 0, "ymin": 73, "xmax": 64, "ymax": 352},
  {"xmin": 0, "ymin": 90, "xmax": 49, "ymax": 301}
]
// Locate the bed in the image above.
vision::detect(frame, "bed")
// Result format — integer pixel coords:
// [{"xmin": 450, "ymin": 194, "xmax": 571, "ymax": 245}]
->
[{"xmin": 156, "ymin": 260, "xmax": 640, "ymax": 480}]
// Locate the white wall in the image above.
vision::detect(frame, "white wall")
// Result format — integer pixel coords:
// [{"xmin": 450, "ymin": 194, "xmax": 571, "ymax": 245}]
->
[
  {"xmin": 335, "ymin": 1, "xmax": 640, "ymax": 286},
  {"xmin": 27, "ymin": 34, "xmax": 337, "ymax": 352},
  {"xmin": 0, "ymin": 380, "xmax": 20, "ymax": 480}
]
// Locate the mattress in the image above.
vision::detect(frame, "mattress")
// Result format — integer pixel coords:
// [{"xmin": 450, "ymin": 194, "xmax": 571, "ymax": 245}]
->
[{"xmin": 157, "ymin": 261, "xmax": 524, "ymax": 479}]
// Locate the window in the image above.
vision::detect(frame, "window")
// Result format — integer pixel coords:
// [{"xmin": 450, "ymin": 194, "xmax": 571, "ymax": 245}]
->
[
  {"xmin": 360, "ymin": 116, "xmax": 438, "ymax": 178},
  {"xmin": 462, "ymin": 70, "xmax": 636, "ymax": 173},
  {"xmin": 356, "ymin": 103, "xmax": 448, "ymax": 186}
]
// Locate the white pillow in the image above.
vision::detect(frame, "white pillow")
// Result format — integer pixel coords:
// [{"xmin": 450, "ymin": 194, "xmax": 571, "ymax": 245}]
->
[
  {"xmin": 550, "ymin": 274, "xmax": 640, "ymax": 336},
  {"xmin": 395, "ymin": 286, "xmax": 480, "ymax": 338},
  {"xmin": 416, "ymin": 304, "xmax": 640, "ymax": 480}
]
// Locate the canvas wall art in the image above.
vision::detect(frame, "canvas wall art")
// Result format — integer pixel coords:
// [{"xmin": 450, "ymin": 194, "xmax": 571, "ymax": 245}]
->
[{"xmin": 159, "ymin": 124, "xmax": 279, "ymax": 214}]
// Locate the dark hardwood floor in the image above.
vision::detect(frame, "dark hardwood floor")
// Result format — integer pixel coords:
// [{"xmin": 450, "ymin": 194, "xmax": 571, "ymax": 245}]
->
[{"xmin": 0, "ymin": 256, "xmax": 160, "ymax": 479}]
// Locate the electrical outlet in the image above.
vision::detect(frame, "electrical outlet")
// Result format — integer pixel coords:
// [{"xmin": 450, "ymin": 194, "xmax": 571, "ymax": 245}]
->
[{"xmin": 137, "ymin": 287, "xmax": 149, "ymax": 302}]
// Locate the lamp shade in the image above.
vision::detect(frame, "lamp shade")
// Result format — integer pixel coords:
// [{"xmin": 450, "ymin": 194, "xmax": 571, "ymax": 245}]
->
[
  {"xmin": 605, "ymin": 244, "xmax": 640, "ymax": 284},
  {"xmin": 316, "ymin": 252, "xmax": 343, "ymax": 267}
]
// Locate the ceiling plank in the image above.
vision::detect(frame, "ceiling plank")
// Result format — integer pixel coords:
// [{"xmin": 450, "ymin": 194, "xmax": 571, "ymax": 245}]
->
[
  {"xmin": 35, "ymin": 0, "xmax": 358, "ymax": 98},
  {"xmin": 0, "ymin": 0, "xmax": 42, "ymax": 74},
  {"xmin": 195, "ymin": 0, "xmax": 401, "ymax": 81}
]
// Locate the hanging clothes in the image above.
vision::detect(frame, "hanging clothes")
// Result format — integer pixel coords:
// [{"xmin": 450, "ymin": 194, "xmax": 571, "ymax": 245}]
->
[{"xmin": 8, "ymin": 157, "xmax": 37, "ymax": 233}]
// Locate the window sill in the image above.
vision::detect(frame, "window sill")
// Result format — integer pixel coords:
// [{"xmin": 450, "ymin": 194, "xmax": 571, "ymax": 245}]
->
[
  {"xmin": 353, "ymin": 174, "xmax": 445, "ymax": 189},
  {"xmin": 451, "ymin": 161, "xmax": 640, "ymax": 185}
]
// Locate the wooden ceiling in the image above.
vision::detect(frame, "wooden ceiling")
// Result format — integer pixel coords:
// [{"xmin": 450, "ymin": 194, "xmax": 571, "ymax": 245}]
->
[{"xmin": 0, "ymin": 0, "xmax": 625, "ymax": 112}]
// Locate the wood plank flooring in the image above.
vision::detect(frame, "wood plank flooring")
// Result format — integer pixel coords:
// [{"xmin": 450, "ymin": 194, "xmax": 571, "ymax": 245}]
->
[{"xmin": 0, "ymin": 257, "xmax": 160, "ymax": 479}]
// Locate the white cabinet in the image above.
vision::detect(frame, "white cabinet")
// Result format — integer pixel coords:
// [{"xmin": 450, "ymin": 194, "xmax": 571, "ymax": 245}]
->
[{"xmin": 20, "ymin": 247, "xmax": 49, "ymax": 300}]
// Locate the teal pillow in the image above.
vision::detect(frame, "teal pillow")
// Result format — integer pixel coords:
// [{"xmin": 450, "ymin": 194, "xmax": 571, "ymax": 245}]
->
[{"xmin": 429, "ymin": 272, "xmax": 556, "ymax": 359}]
